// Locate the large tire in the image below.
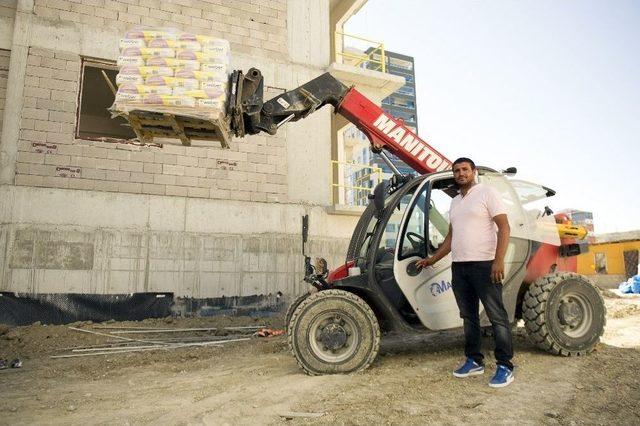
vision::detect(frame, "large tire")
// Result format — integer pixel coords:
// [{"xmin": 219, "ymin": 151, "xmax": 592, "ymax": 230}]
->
[
  {"xmin": 288, "ymin": 289, "xmax": 380, "ymax": 375},
  {"xmin": 523, "ymin": 272, "xmax": 606, "ymax": 356},
  {"xmin": 284, "ymin": 292, "xmax": 310, "ymax": 334}
]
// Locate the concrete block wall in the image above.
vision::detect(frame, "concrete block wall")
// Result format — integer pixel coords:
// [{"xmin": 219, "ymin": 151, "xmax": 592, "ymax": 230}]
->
[
  {"xmin": 14, "ymin": 0, "xmax": 290, "ymax": 200},
  {"xmin": 15, "ymin": 45, "xmax": 288, "ymax": 202},
  {"xmin": 0, "ymin": 0, "xmax": 361, "ymax": 302},
  {"xmin": 31, "ymin": 0, "xmax": 288, "ymax": 59}
]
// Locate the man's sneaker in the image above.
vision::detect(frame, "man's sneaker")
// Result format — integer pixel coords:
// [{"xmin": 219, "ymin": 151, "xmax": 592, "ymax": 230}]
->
[
  {"xmin": 489, "ymin": 365, "xmax": 514, "ymax": 388},
  {"xmin": 453, "ymin": 358, "xmax": 485, "ymax": 378}
]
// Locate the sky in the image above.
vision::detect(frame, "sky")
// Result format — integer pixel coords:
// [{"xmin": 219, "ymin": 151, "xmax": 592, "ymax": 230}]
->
[{"xmin": 345, "ymin": 0, "xmax": 640, "ymax": 234}]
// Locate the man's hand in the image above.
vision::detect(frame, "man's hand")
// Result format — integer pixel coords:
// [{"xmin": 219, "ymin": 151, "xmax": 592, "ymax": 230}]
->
[
  {"xmin": 491, "ymin": 259, "xmax": 505, "ymax": 283},
  {"xmin": 416, "ymin": 257, "xmax": 436, "ymax": 269}
]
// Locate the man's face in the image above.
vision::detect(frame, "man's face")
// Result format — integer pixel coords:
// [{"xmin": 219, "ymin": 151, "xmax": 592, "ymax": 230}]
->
[{"xmin": 453, "ymin": 162, "xmax": 475, "ymax": 186}]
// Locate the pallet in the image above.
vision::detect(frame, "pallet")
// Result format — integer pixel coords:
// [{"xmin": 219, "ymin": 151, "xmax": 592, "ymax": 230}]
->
[{"xmin": 123, "ymin": 110, "xmax": 232, "ymax": 148}]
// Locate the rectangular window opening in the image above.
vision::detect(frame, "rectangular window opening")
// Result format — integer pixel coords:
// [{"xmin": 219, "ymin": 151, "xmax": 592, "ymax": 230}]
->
[
  {"xmin": 594, "ymin": 252, "xmax": 607, "ymax": 275},
  {"xmin": 76, "ymin": 58, "xmax": 136, "ymax": 141}
]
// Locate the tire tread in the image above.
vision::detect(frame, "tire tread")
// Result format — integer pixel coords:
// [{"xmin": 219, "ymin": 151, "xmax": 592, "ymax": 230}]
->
[
  {"xmin": 287, "ymin": 289, "xmax": 381, "ymax": 376},
  {"xmin": 522, "ymin": 272, "xmax": 606, "ymax": 356}
]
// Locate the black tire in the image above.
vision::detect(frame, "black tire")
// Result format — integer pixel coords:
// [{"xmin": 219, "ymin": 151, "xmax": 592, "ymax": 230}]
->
[
  {"xmin": 284, "ymin": 292, "xmax": 310, "ymax": 334},
  {"xmin": 523, "ymin": 272, "xmax": 606, "ymax": 356},
  {"xmin": 288, "ymin": 289, "xmax": 380, "ymax": 375}
]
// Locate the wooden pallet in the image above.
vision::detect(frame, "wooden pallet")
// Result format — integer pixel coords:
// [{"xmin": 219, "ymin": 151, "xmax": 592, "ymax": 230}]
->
[{"xmin": 123, "ymin": 110, "xmax": 232, "ymax": 148}]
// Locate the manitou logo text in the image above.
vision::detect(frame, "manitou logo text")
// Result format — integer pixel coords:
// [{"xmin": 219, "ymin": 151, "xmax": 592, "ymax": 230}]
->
[
  {"xmin": 430, "ymin": 280, "xmax": 452, "ymax": 297},
  {"xmin": 373, "ymin": 114, "xmax": 451, "ymax": 172}
]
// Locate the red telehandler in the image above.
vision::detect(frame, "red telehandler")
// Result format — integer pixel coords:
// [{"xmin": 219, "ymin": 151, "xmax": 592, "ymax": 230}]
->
[{"xmin": 226, "ymin": 68, "xmax": 605, "ymax": 374}]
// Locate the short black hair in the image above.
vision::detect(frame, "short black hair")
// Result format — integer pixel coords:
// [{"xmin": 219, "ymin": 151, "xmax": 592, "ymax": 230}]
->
[{"xmin": 452, "ymin": 157, "xmax": 476, "ymax": 170}]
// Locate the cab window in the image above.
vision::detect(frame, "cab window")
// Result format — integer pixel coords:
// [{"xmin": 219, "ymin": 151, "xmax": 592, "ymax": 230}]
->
[
  {"xmin": 377, "ymin": 188, "xmax": 417, "ymax": 256},
  {"xmin": 398, "ymin": 179, "xmax": 454, "ymax": 260}
]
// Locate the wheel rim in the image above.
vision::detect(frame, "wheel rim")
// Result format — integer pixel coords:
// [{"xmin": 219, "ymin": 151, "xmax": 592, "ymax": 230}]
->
[
  {"xmin": 556, "ymin": 292, "xmax": 593, "ymax": 338},
  {"xmin": 308, "ymin": 311, "xmax": 360, "ymax": 363}
]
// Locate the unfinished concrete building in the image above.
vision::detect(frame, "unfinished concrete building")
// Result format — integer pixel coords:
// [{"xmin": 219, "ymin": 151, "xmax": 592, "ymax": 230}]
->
[{"xmin": 0, "ymin": 0, "xmax": 402, "ymax": 322}]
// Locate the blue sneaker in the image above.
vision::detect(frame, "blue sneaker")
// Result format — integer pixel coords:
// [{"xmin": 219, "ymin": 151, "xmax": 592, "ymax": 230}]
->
[
  {"xmin": 453, "ymin": 358, "xmax": 485, "ymax": 378},
  {"xmin": 489, "ymin": 365, "xmax": 514, "ymax": 388}
]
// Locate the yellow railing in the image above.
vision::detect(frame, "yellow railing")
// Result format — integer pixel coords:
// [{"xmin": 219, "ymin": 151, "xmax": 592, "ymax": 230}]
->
[
  {"xmin": 335, "ymin": 31, "xmax": 386, "ymax": 73},
  {"xmin": 331, "ymin": 160, "xmax": 383, "ymax": 206}
]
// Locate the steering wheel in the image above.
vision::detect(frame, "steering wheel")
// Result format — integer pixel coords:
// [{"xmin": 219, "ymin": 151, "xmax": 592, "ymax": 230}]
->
[{"xmin": 406, "ymin": 232, "xmax": 425, "ymax": 250}]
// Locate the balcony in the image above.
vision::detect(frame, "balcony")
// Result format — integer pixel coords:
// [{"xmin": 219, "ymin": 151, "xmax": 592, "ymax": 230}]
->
[
  {"xmin": 329, "ymin": 0, "xmax": 404, "ymax": 100},
  {"xmin": 328, "ymin": 0, "xmax": 405, "ymax": 213}
]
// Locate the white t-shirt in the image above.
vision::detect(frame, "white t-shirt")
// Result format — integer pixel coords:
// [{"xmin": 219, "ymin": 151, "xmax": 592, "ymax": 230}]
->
[{"xmin": 449, "ymin": 183, "xmax": 507, "ymax": 262}]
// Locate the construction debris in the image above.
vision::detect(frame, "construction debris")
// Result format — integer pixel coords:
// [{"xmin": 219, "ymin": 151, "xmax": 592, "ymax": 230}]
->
[
  {"xmin": 51, "ymin": 338, "xmax": 251, "ymax": 359},
  {"xmin": 0, "ymin": 358, "xmax": 22, "ymax": 369},
  {"xmin": 107, "ymin": 326, "xmax": 265, "ymax": 334},
  {"xmin": 50, "ymin": 324, "xmax": 263, "ymax": 358},
  {"xmin": 254, "ymin": 328, "xmax": 285, "ymax": 338},
  {"xmin": 93, "ymin": 325, "xmax": 265, "ymax": 332},
  {"xmin": 279, "ymin": 411, "xmax": 326, "ymax": 419}
]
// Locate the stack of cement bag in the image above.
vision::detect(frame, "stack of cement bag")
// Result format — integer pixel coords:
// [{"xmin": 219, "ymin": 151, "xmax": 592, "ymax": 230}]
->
[{"xmin": 112, "ymin": 27, "xmax": 230, "ymax": 120}]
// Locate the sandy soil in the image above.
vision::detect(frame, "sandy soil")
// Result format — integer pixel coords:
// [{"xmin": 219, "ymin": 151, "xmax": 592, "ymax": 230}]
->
[{"xmin": 1, "ymin": 293, "xmax": 639, "ymax": 425}]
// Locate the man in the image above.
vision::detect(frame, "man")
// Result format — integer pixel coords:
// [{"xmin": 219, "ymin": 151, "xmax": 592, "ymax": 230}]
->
[{"xmin": 416, "ymin": 157, "xmax": 514, "ymax": 388}]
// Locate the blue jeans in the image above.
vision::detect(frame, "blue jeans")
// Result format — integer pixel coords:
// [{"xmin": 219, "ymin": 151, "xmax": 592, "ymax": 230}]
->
[{"xmin": 451, "ymin": 261, "xmax": 514, "ymax": 370}]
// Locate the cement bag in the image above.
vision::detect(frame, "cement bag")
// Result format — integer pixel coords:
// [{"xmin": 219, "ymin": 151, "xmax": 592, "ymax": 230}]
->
[
  {"xmin": 143, "ymin": 94, "xmax": 196, "ymax": 108},
  {"xmin": 121, "ymin": 47, "xmax": 175, "ymax": 58},
  {"xmin": 116, "ymin": 73, "xmax": 144, "ymax": 85},
  {"xmin": 119, "ymin": 38, "xmax": 146, "ymax": 49},
  {"xmin": 148, "ymin": 39, "xmax": 201, "ymax": 50},
  {"xmin": 146, "ymin": 57, "xmax": 200, "ymax": 69},
  {"xmin": 174, "ymin": 69, "xmax": 226, "ymax": 81},
  {"xmin": 146, "ymin": 76, "xmax": 199, "ymax": 89},
  {"xmin": 119, "ymin": 65, "xmax": 174, "ymax": 77},
  {"xmin": 117, "ymin": 56, "xmax": 146, "ymax": 67},
  {"xmin": 118, "ymin": 83, "xmax": 172, "ymax": 95}
]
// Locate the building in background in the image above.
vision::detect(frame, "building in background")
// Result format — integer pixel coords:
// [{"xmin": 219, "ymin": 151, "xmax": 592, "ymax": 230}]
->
[
  {"xmin": 576, "ymin": 230, "xmax": 640, "ymax": 288},
  {"xmin": 369, "ymin": 49, "xmax": 418, "ymax": 176},
  {"xmin": 341, "ymin": 49, "xmax": 419, "ymax": 206},
  {"xmin": 561, "ymin": 209, "xmax": 595, "ymax": 242}
]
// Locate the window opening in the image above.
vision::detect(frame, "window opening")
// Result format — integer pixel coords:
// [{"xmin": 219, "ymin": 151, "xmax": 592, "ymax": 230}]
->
[{"xmin": 76, "ymin": 59, "xmax": 136, "ymax": 141}]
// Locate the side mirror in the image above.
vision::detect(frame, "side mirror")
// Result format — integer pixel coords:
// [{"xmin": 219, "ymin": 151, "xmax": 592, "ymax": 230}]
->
[
  {"xmin": 542, "ymin": 186, "xmax": 556, "ymax": 197},
  {"xmin": 369, "ymin": 180, "xmax": 389, "ymax": 218}
]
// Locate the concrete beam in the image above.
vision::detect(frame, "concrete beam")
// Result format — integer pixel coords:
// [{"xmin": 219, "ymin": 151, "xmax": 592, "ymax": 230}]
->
[
  {"xmin": 287, "ymin": 0, "xmax": 330, "ymax": 68},
  {"xmin": 0, "ymin": 185, "xmax": 355, "ymax": 239}
]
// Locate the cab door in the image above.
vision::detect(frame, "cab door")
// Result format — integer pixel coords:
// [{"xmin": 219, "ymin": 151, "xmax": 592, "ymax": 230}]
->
[
  {"xmin": 392, "ymin": 176, "xmax": 465, "ymax": 330},
  {"xmin": 393, "ymin": 173, "xmax": 531, "ymax": 330}
]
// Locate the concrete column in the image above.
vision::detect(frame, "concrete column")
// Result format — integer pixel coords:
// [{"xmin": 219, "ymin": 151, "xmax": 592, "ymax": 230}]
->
[{"xmin": 0, "ymin": 0, "xmax": 33, "ymax": 185}]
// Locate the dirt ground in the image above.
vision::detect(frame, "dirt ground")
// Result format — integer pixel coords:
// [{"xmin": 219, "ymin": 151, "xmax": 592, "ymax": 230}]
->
[{"xmin": 1, "ymin": 292, "xmax": 639, "ymax": 425}]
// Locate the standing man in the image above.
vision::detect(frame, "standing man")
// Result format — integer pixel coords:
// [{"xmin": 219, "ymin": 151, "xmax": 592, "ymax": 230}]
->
[{"xmin": 416, "ymin": 157, "xmax": 514, "ymax": 388}]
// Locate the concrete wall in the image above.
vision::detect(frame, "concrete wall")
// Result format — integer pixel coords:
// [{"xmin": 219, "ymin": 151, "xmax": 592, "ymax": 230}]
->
[
  {"xmin": 0, "ymin": 184, "xmax": 354, "ymax": 297},
  {"xmin": 589, "ymin": 274, "xmax": 627, "ymax": 290},
  {"xmin": 0, "ymin": 0, "xmax": 361, "ymax": 300},
  {"xmin": 0, "ymin": 2, "xmax": 16, "ymax": 50},
  {"xmin": 0, "ymin": 49, "xmax": 9, "ymax": 140}
]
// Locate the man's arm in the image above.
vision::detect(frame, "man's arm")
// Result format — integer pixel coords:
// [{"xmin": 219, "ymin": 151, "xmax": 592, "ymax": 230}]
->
[
  {"xmin": 416, "ymin": 224, "xmax": 452, "ymax": 268},
  {"xmin": 491, "ymin": 214, "xmax": 510, "ymax": 283}
]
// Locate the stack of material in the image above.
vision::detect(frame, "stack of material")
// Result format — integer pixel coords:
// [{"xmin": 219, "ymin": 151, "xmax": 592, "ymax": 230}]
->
[{"xmin": 110, "ymin": 27, "xmax": 232, "ymax": 147}]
